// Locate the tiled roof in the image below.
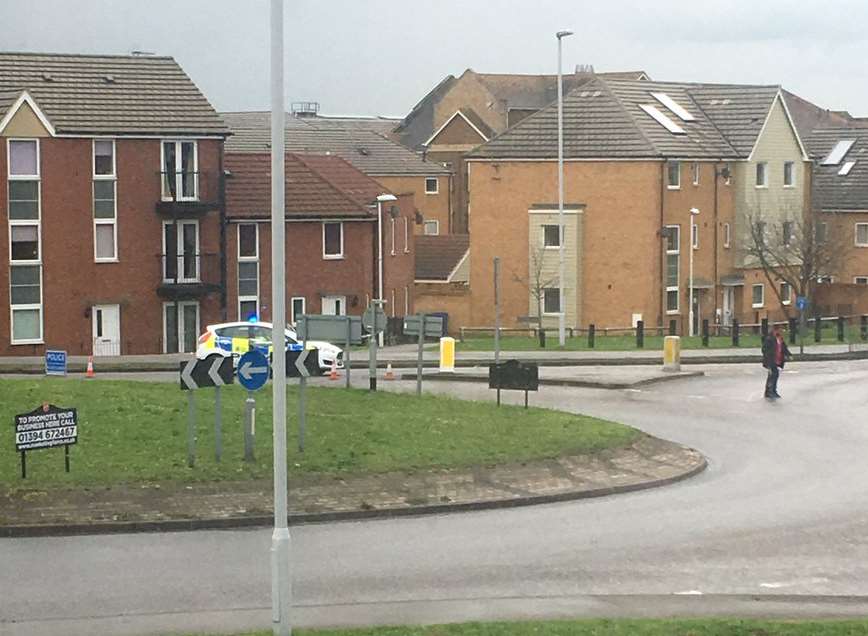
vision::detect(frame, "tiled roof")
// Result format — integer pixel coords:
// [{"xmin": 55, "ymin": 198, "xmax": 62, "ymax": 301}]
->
[
  {"xmin": 415, "ymin": 235, "xmax": 470, "ymax": 281},
  {"xmin": 222, "ymin": 111, "xmax": 448, "ymax": 176},
  {"xmin": 0, "ymin": 52, "xmax": 228, "ymax": 136},
  {"xmin": 225, "ymin": 152, "xmax": 387, "ymax": 220},
  {"xmin": 468, "ymin": 78, "xmax": 784, "ymax": 160},
  {"xmin": 806, "ymin": 128, "xmax": 868, "ymax": 212}
]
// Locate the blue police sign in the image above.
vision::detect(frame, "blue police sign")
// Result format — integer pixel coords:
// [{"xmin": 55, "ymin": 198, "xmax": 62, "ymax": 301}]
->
[
  {"xmin": 796, "ymin": 296, "xmax": 808, "ymax": 311},
  {"xmin": 45, "ymin": 350, "xmax": 67, "ymax": 376},
  {"xmin": 237, "ymin": 350, "xmax": 269, "ymax": 391}
]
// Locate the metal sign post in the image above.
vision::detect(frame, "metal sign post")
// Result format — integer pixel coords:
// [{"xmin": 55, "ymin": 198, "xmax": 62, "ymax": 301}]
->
[
  {"xmin": 237, "ymin": 349, "xmax": 270, "ymax": 462},
  {"xmin": 403, "ymin": 314, "xmax": 444, "ymax": 396},
  {"xmin": 179, "ymin": 356, "xmax": 235, "ymax": 467},
  {"xmin": 345, "ymin": 318, "xmax": 352, "ymax": 389},
  {"xmin": 488, "ymin": 360, "xmax": 540, "ymax": 409},
  {"xmin": 417, "ymin": 314, "xmax": 425, "ymax": 396},
  {"xmin": 363, "ymin": 301, "xmax": 386, "ymax": 391},
  {"xmin": 297, "ymin": 314, "xmax": 362, "ymax": 390},
  {"xmin": 286, "ymin": 348, "xmax": 316, "ymax": 452}
]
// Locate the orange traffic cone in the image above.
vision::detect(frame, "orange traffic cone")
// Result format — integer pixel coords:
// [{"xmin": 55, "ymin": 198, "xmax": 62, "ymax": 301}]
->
[
  {"xmin": 384, "ymin": 363, "xmax": 396, "ymax": 381},
  {"xmin": 86, "ymin": 355, "xmax": 95, "ymax": 378},
  {"xmin": 329, "ymin": 358, "xmax": 339, "ymax": 381}
]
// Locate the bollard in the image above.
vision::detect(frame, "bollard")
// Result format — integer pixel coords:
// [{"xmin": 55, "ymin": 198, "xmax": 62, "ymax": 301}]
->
[
  {"xmin": 862, "ymin": 315, "xmax": 868, "ymax": 341},
  {"xmin": 761, "ymin": 318, "xmax": 769, "ymax": 337},
  {"xmin": 788, "ymin": 317, "xmax": 797, "ymax": 345},
  {"xmin": 701, "ymin": 319, "xmax": 709, "ymax": 347},
  {"xmin": 538, "ymin": 328, "xmax": 546, "ymax": 348},
  {"xmin": 814, "ymin": 317, "xmax": 822, "ymax": 343},
  {"xmin": 732, "ymin": 319, "xmax": 740, "ymax": 347},
  {"xmin": 838, "ymin": 316, "xmax": 845, "ymax": 342},
  {"xmin": 669, "ymin": 319, "xmax": 677, "ymax": 336},
  {"xmin": 439, "ymin": 336, "xmax": 455, "ymax": 372},
  {"xmin": 636, "ymin": 320, "xmax": 644, "ymax": 348},
  {"xmin": 588, "ymin": 324, "xmax": 595, "ymax": 348},
  {"xmin": 663, "ymin": 335, "xmax": 681, "ymax": 372}
]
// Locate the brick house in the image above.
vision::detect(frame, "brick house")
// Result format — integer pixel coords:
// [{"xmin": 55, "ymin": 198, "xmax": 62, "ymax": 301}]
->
[
  {"xmin": 461, "ymin": 78, "xmax": 810, "ymax": 333},
  {"xmin": 0, "ymin": 52, "xmax": 229, "ymax": 356},
  {"xmin": 393, "ymin": 68, "xmax": 648, "ymax": 234},
  {"xmin": 221, "ymin": 111, "xmax": 451, "ymax": 239},
  {"xmin": 804, "ymin": 128, "xmax": 868, "ymax": 316},
  {"xmin": 224, "ymin": 152, "xmax": 415, "ymax": 323}
]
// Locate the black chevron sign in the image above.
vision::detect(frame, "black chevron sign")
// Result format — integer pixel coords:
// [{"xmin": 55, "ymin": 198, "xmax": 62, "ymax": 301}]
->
[{"xmin": 180, "ymin": 357, "xmax": 235, "ymax": 390}]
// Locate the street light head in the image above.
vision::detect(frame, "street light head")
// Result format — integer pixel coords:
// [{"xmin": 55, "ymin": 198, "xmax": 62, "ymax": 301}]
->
[
  {"xmin": 376, "ymin": 193, "xmax": 397, "ymax": 202},
  {"xmin": 689, "ymin": 207, "xmax": 700, "ymax": 216},
  {"xmin": 556, "ymin": 30, "xmax": 574, "ymax": 39}
]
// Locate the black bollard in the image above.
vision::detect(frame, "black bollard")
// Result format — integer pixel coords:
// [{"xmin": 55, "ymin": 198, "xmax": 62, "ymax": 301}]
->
[
  {"xmin": 538, "ymin": 328, "xmax": 546, "ymax": 348},
  {"xmin": 636, "ymin": 320, "xmax": 644, "ymax": 348},
  {"xmin": 838, "ymin": 316, "xmax": 845, "ymax": 342},
  {"xmin": 814, "ymin": 317, "xmax": 822, "ymax": 343},
  {"xmin": 701, "ymin": 319, "xmax": 709, "ymax": 347},
  {"xmin": 761, "ymin": 318, "xmax": 769, "ymax": 337},
  {"xmin": 788, "ymin": 317, "xmax": 797, "ymax": 344},
  {"xmin": 588, "ymin": 324, "xmax": 595, "ymax": 348},
  {"xmin": 862, "ymin": 315, "xmax": 868, "ymax": 341},
  {"xmin": 732, "ymin": 319, "xmax": 740, "ymax": 347}
]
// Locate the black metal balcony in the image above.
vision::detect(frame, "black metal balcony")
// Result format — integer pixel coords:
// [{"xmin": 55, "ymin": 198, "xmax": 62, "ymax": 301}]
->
[
  {"xmin": 156, "ymin": 252, "xmax": 222, "ymax": 299},
  {"xmin": 155, "ymin": 171, "xmax": 221, "ymax": 217}
]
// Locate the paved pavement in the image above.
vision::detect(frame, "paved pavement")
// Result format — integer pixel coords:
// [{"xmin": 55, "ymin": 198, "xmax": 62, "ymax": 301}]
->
[
  {"xmin": 402, "ymin": 366, "xmax": 703, "ymax": 389},
  {"xmin": 0, "ymin": 434, "xmax": 704, "ymax": 536},
  {"xmin": 4, "ymin": 360, "xmax": 868, "ymax": 635}
]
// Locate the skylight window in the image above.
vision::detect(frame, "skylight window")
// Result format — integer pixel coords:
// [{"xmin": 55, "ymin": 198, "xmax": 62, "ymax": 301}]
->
[
  {"xmin": 839, "ymin": 161, "xmax": 856, "ymax": 176},
  {"xmin": 639, "ymin": 104, "xmax": 685, "ymax": 135},
  {"xmin": 651, "ymin": 92, "xmax": 695, "ymax": 122},
  {"xmin": 822, "ymin": 140, "xmax": 855, "ymax": 166}
]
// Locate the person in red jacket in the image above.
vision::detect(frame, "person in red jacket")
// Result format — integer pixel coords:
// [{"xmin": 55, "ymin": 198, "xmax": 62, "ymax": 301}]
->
[{"xmin": 762, "ymin": 324, "xmax": 792, "ymax": 399}]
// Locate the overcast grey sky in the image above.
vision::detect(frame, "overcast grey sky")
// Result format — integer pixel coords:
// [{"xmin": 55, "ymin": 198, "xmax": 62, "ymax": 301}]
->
[{"xmin": 2, "ymin": 0, "xmax": 866, "ymax": 118}]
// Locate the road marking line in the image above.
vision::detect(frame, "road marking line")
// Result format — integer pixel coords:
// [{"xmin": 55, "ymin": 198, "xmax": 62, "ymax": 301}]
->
[
  {"xmin": 686, "ymin": 395, "xmax": 707, "ymax": 399},
  {"xmin": 674, "ymin": 590, "xmax": 704, "ymax": 595},
  {"xmin": 624, "ymin": 388, "xmax": 643, "ymax": 393},
  {"xmin": 759, "ymin": 577, "xmax": 829, "ymax": 589}
]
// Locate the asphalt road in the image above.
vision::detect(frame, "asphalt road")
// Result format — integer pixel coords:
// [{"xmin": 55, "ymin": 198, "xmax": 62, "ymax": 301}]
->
[{"xmin": 4, "ymin": 361, "xmax": 868, "ymax": 635}]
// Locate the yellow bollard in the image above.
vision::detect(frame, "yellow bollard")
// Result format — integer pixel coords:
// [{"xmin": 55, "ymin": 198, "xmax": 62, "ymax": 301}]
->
[
  {"xmin": 663, "ymin": 335, "xmax": 681, "ymax": 372},
  {"xmin": 439, "ymin": 337, "xmax": 455, "ymax": 373}
]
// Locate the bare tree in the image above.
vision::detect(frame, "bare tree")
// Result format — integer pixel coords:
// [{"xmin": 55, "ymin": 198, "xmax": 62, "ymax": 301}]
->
[
  {"xmin": 745, "ymin": 210, "xmax": 844, "ymax": 350},
  {"xmin": 512, "ymin": 246, "xmax": 559, "ymax": 327}
]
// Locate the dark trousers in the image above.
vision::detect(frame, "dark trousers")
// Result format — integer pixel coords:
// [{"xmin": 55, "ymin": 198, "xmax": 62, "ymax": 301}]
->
[{"xmin": 765, "ymin": 365, "xmax": 780, "ymax": 397}]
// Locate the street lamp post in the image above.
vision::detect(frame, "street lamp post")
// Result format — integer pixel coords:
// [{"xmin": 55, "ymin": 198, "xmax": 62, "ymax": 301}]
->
[
  {"xmin": 269, "ymin": 1, "xmax": 290, "ymax": 634},
  {"xmin": 556, "ymin": 29, "xmax": 573, "ymax": 348},
  {"xmin": 688, "ymin": 207, "xmax": 700, "ymax": 337},
  {"xmin": 376, "ymin": 194, "xmax": 397, "ymax": 347}
]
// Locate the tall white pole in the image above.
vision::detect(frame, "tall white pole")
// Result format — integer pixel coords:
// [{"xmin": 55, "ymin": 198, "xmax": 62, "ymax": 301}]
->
[
  {"xmin": 556, "ymin": 31, "xmax": 572, "ymax": 347},
  {"xmin": 377, "ymin": 200, "xmax": 384, "ymax": 347},
  {"xmin": 269, "ymin": 1, "xmax": 290, "ymax": 634},
  {"xmin": 688, "ymin": 208, "xmax": 699, "ymax": 338}
]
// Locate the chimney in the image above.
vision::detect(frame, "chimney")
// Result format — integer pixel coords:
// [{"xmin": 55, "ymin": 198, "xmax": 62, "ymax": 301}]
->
[
  {"xmin": 291, "ymin": 101, "xmax": 320, "ymax": 118},
  {"xmin": 575, "ymin": 64, "xmax": 595, "ymax": 74}
]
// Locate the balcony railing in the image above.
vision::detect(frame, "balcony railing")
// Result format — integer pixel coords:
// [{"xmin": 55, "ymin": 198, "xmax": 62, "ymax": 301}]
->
[
  {"xmin": 157, "ymin": 252, "xmax": 222, "ymax": 299},
  {"xmin": 156, "ymin": 171, "xmax": 221, "ymax": 216}
]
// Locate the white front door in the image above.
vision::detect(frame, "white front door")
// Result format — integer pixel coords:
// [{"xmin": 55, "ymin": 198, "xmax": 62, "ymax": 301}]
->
[
  {"xmin": 722, "ymin": 288, "xmax": 734, "ymax": 326},
  {"xmin": 321, "ymin": 295, "xmax": 346, "ymax": 316},
  {"xmin": 92, "ymin": 304, "xmax": 120, "ymax": 356}
]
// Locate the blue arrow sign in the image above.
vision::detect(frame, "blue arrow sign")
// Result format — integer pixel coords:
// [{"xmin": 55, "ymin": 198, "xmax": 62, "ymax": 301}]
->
[
  {"xmin": 796, "ymin": 296, "xmax": 808, "ymax": 311},
  {"xmin": 237, "ymin": 350, "xmax": 270, "ymax": 391}
]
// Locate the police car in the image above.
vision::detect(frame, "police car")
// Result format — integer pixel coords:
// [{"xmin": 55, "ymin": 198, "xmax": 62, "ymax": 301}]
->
[{"xmin": 196, "ymin": 321, "xmax": 344, "ymax": 373}]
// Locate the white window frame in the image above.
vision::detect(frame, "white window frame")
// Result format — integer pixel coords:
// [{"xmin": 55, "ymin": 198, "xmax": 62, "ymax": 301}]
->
[
  {"xmin": 542, "ymin": 287, "xmax": 561, "ymax": 315},
  {"xmin": 783, "ymin": 161, "xmax": 795, "ymax": 188},
  {"xmin": 780, "ymin": 282, "xmax": 791, "ymax": 305},
  {"xmin": 856, "ymin": 223, "xmax": 868, "ymax": 247},
  {"xmin": 390, "ymin": 217, "xmax": 396, "ymax": 256},
  {"xmin": 854, "ymin": 276, "xmax": 868, "ymax": 285},
  {"xmin": 93, "ymin": 139, "xmax": 118, "ymax": 262},
  {"xmin": 723, "ymin": 222, "xmax": 731, "ymax": 248},
  {"xmin": 755, "ymin": 162, "xmax": 768, "ymax": 188},
  {"xmin": 291, "ymin": 296, "xmax": 306, "ymax": 324},
  {"xmin": 692, "ymin": 161, "xmax": 700, "ymax": 186},
  {"xmin": 160, "ymin": 140, "xmax": 199, "ymax": 201},
  {"xmin": 542, "ymin": 224, "xmax": 561, "ymax": 249},
  {"xmin": 237, "ymin": 223, "xmax": 260, "ymax": 320},
  {"xmin": 162, "ymin": 301, "xmax": 200, "ymax": 354},
  {"xmin": 403, "ymin": 217, "xmax": 410, "ymax": 253},
  {"xmin": 692, "ymin": 223, "xmax": 699, "ymax": 249},
  {"xmin": 404, "ymin": 285, "xmax": 409, "ymax": 316},
  {"xmin": 425, "ymin": 177, "xmax": 439, "ymax": 194},
  {"xmin": 667, "ymin": 160, "xmax": 681, "ymax": 189},
  {"xmin": 8, "ymin": 138, "xmax": 43, "ymax": 344},
  {"xmin": 423, "ymin": 220, "xmax": 439, "ymax": 236},
  {"xmin": 161, "ymin": 219, "xmax": 200, "ymax": 283},
  {"xmin": 322, "ymin": 221, "xmax": 344, "ymax": 259},
  {"xmin": 665, "ymin": 224, "xmax": 680, "ymax": 314},
  {"xmin": 752, "ymin": 283, "xmax": 765, "ymax": 308}
]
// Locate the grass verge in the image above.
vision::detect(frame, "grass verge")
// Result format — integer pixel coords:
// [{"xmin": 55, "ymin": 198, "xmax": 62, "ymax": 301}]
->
[
  {"xmin": 0, "ymin": 378, "xmax": 636, "ymax": 487},
  {"xmin": 188, "ymin": 618, "xmax": 868, "ymax": 635}
]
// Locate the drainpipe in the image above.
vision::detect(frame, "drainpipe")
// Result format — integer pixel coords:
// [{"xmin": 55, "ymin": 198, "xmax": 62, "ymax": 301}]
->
[
  {"xmin": 658, "ymin": 161, "xmax": 666, "ymax": 330},
  {"xmin": 218, "ymin": 142, "xmax": 228, "ymax": 322}
]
